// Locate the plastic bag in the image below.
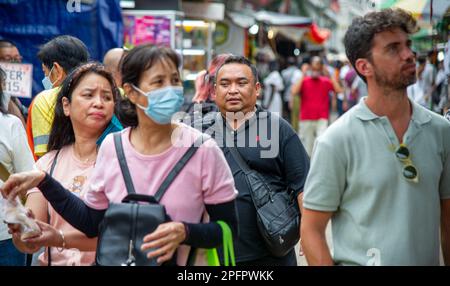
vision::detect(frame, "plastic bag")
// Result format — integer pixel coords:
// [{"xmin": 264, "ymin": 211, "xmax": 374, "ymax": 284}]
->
[{"xmin": 1, "ymin": 197, "xmax": 41, "ymax": 240}]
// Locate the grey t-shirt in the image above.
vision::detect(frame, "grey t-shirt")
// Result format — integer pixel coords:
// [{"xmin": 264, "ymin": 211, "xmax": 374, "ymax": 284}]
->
[{"xmin": 303, "ymin": 98, "xmax": 450, "ymax": 265}]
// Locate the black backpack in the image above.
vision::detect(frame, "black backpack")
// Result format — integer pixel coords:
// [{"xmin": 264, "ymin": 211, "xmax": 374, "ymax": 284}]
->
[{"xmin": 95, "ymin": 132, "xmax": 205, "ymax": 266}]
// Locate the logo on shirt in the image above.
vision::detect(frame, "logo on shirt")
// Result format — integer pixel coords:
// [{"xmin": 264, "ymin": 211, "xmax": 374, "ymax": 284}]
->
[
  {"xmin": 366, "ymin": 248, "xmax": 381, "ymax": 266},
  {"xmin": 68, "ymin": 175, "xmax": 87, "ymax": 196}
]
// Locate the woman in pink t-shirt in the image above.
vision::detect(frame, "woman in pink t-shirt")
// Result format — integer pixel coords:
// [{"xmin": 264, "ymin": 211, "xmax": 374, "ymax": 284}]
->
[
  {"xmin": 3, "ymin": 46, "xmax": 238, "ymax": 266},
  {"xmin": 10, "ymin": 63, "xmax": 120, "ymax": 265}
]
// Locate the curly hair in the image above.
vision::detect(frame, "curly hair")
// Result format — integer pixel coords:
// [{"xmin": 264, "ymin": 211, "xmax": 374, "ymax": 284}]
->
[{"xmin": 344, "ymin": 8, "xmax": 419, "ymax": 82}]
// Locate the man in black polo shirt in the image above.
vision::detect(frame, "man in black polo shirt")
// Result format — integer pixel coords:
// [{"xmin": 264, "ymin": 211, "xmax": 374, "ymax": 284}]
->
[{"xmin": 195, "ymin": 56, "xmax": 310, "ymax": 265}]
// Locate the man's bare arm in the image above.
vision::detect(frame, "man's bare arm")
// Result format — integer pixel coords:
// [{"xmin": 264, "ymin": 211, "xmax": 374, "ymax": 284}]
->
[
  {"xmin": 441, "ymin": 199, "xmax": 450, "ymax": 265},
  {"xmin": 301, "ymin": 208, "xmax": 334, "ymax": 266}
]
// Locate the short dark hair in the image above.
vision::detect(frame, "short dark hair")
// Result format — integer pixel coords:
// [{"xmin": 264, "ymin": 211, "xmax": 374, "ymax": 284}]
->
[
  {"xmin": 37, "ymin": 35, "xmax": 90, "ymax": 74},
  {"xmin": 286, "ymin": 56, "xmax": 296, "ymax": 66},
  {"xmin": 0, "ymin": 40, "xmax": 16, "ymax": 49},
  {"xmin": 119, "ymin": 44, "xmax": 181, "ymax": 127},
  {"xmin": 0, "ymin": 67, "xmax": 7, "ymax": 114},
  {"xmin": 47, "ymin": 62, "xmax": 120, "ymax": 151},
  {"xmin": 215, "ymin": 55, "xmax": 259, "ymax": 84},
  {"xmin": 417, "ymin": 55, "xmax": 427, "ymax": 65},
  {"xmin": 344, "ymin": 8, "xmax": 418, "ymax": 82}
]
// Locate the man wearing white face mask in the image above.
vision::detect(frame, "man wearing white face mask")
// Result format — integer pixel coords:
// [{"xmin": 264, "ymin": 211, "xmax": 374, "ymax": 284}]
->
[
  {"xmin": 27, "ymin": 36, "xmax": 89, "ymax": 159},
  {"xmin": 290, "ymin": 56, "xmax": 342, "ymax": 156}
]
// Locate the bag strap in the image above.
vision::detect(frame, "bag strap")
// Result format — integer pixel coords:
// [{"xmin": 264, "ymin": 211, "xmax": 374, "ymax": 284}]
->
[
  {"xmin": 188, "ymin": 221, "xmax": 236, "ymax": 266},
  {"xmin": 228, "ymin": 146, "xmax": 275, "ymax": 211},
  {"xmin": 186, "ymin": 248, "xmax": 197, "ymax": 266},
  {"xmin": 227, "ymin": 147, "xmax": 252, "ymax": 173},
  {"xmin": 204, "ymin": 221, "xmax": 236, "ymax": 266},
  {"xmin": 47, "ymin": 149, "xmax": 60, "ymax": 267},
  {"xmin": 114, "ymin": 132, "xmax": 207, "ymax": 201},
  {"xmin": 49, "ymin": 150, "xmax": 60, "ymax": 177},
  {"xmin": 217, "ymin": 221, "xmax": 236, "ymax": 266},
  {"xmin": 113, "ymin": 132, "xmax": 136, "ymax": 195},
  {"xmin": 153, "ymin": 135, "xmax": 206, "ymax": 202}
]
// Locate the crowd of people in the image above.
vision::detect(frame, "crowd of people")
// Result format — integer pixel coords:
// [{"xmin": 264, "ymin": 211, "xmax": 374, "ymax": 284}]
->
[{"xmin": 0, "ymin": 8, "xmax": 449, "ymax": 266}]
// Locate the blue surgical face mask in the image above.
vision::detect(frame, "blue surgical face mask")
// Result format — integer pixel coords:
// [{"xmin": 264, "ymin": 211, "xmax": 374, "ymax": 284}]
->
[
  {"xmin": 132, "ymin": 85, "xmax": 184, "ymax": 125},
  {"xmin": 42, "ymin": 65, "xmax": 55, "ymax": 90}
]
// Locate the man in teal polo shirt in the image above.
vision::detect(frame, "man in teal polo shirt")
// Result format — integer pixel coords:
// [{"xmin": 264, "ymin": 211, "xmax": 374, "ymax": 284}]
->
[{"xmin": 301, "ymin": 8, "xmax": 450, "ymax": 266}]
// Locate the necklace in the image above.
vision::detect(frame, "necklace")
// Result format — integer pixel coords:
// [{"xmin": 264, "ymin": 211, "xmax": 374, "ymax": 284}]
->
[
  {"xmin": 80, "ymin": 156, "xmax": 96, "ymax": 164},
  {"xmin": 73, "ymin": 146, "xmax": 98, "ymax": 164}
]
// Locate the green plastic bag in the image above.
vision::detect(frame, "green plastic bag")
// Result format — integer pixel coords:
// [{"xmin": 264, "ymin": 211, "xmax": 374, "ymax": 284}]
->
[{"xmin": 206, "ymin": 221, "xmax": 236, "ymax": 266}]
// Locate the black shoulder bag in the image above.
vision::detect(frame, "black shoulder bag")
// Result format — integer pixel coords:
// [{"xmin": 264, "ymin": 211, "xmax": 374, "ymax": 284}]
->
[
  {"xmin": 95, "ymin": 133, "xmax": 205, "ymax": 266},
  {"xmin": 228, "ymin": 147, "xmax": 300, "ymax": 257}
]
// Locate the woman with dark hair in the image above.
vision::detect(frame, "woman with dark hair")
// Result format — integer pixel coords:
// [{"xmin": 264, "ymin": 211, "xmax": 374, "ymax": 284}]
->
[
  {"xmin": 0, "ymin": 67, "xmax": 35, "ymax": 266},
  {"xmin": 185, "ymin": 54, "xmax": 232, "ymax": 117},
  {"xmin": 3, "ymin": 45, "xmax": 238, "ymax": 266},
  {"xmin": 10, "ymin": 62, "xmax": 119, "ymax": 266}
]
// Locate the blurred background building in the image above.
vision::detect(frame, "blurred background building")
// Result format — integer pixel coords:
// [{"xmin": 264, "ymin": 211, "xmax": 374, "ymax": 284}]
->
[{"xmin": 1, "ymin": 0, "xmax": 449, "ymax": 102}]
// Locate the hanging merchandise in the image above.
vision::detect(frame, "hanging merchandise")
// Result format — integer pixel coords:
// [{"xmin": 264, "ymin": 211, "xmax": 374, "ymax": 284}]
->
[
  {"xmin": 0, "ymin": 0, "xmax": 123, "ymax": 105},
  {"xmin": 306, "ymin": 23, "xmax": 331, "ymax": 45}
]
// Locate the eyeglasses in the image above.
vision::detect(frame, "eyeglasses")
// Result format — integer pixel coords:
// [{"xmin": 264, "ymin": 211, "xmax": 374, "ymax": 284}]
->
[{"xmin": 395, "ymin": 144, "xmax": 419, "ymax": 183}]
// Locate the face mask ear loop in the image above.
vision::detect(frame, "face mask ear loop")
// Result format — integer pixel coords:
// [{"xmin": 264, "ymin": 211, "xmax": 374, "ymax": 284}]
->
[
  {"xmin": 131, "ymin": 84, "xmax": 151, "ymax": 109},
  {"xmin": 47, "ymin": 65, "xmax": 55, "ymax": 85}
]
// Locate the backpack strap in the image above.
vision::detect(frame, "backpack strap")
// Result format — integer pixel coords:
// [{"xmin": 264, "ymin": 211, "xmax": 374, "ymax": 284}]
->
[
  {"xmin": 153, "ymin": 135, "xmax": 207, "ymax": 202},
  {"xmin": 49, "ymin": 150, "xmax": 60, "ymax": 177},
  {"xmin": 114, "ymin": 132, "xmax": 207, "ymax": 202},
  {"xmin": 47, "ymin": 149, "xmax": 60, "ymax": 267},
  {"xmin": 113, "ymin": 132, "xmax": 136, "ymax": 195}
]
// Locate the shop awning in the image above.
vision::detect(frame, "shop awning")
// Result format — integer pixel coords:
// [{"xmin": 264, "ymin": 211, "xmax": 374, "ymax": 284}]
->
[
  {"xmin": 254, "ymin": 11, "xmax": 312, "ymax": 27},
  {"xmin": 226, "ymin": 10, "xmax": 330, "ymax": 44},
  {"xmin": 380, "ymin": 0, "xmax": 450, "ymax": 21},
  {"xmin": 182, "ymin": 2, "xmax": 225, "ymax": 21},
  {"xmin": 227, "ymin": 11, "xmax": 256, "ymax": 28}
]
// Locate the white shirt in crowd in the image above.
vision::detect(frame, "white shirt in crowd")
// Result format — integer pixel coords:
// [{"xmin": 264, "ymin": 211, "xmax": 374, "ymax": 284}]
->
[
  {"xmin": 263, "ymin": 70, "xmax": 284, "ymax": 115},
  {"xmin": 0, "ymin": 113, "xmax": 35, "ymax": 241}
]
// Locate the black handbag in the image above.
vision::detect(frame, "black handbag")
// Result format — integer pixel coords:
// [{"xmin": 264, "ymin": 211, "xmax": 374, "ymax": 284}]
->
[
  {"xmin": 95, "ymin": 133, "xmax": 205, "ymax": 266},
  {"xmin": 228, "ymin": 147, "xmax": 300, "ymax": 258}
]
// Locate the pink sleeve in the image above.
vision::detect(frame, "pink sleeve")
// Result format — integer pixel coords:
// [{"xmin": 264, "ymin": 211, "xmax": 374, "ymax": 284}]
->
[
  {"xmin": 83, "ymin": 135, "xmax": 112, "ymax": 210},
  {"xmin": 200, "ymin": 139, "xmax": 238, "ymax": 205}
]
